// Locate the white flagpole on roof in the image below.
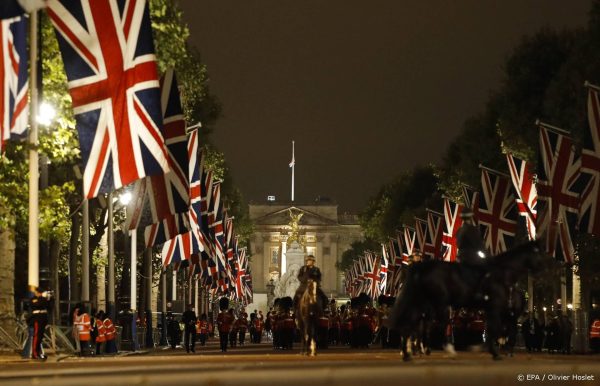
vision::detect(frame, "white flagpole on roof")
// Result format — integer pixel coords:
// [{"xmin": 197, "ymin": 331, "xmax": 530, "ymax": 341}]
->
[{"xmin": 289, "ymin": 140, "xmax": 295, "ymax": 202}]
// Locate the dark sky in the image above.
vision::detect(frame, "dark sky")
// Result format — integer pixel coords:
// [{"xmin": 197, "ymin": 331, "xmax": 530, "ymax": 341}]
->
[{"xmin": 178, "ymin": 0, "xmax": 591, "ymax": 212}]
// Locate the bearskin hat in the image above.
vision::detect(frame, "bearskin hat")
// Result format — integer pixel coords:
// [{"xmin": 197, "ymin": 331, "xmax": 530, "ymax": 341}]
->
[
  {"xmin": 280, "ymin": 296, "xmax": 293, "ymax": 310},
  {"xmin": 219, "ymin": 297, "xmax": 229, "ymax": 311}
]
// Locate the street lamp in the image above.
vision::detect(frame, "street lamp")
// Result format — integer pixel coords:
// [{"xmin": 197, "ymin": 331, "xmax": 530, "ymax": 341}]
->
[
  {"xmin": 37, "ymin": 102, "xmax": 56, "ymax": 126},
  {"xmin": 119, "ymin": 191, "xmax": 132, "ymax": 206}
]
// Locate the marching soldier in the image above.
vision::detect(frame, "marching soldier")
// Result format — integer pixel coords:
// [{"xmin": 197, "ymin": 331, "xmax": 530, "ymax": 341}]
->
[{"xmin": 217, "ymin": 298, "xmax": 234, "ymax": 352}]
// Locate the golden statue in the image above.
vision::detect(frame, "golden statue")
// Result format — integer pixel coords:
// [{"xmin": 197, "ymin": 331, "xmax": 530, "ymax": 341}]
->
[{"xmin": 287, "ymin": 208, "xmax": 304, "ymax": 246}]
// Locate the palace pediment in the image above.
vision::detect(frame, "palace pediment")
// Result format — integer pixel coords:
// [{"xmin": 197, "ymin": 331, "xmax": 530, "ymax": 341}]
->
[{"xmin": 253, "ymin": 206, "xmax": 338, "ymax": 227}]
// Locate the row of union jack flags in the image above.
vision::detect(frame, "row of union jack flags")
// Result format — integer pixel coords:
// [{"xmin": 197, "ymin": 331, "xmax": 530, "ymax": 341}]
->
[
  {"xmin": 344, "ymin": 83, "xmax": 600, "ymax": 297},
  {"xmin": 0, "ymin": 1, "xmax": 253, "ymax": 303}
]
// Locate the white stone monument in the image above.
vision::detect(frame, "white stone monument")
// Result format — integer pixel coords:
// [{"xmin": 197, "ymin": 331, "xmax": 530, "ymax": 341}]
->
[{"xmin": 274, "ymin": 240, "xmax": 305, "ymax": 298}]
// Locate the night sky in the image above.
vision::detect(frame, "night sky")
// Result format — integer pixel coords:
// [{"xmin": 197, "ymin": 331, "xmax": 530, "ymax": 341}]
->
[{"xmin": 178, "ymin": 1, "xmax": 591, "ymax": 212}]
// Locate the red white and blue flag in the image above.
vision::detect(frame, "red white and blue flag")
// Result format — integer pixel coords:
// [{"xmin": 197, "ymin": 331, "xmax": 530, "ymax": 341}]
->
[
  {"xmin": 414, "ymin": 217, "xmax": 427, "ymax": 255},
  {"xmin": 142, "ymin": 70, "xmax": 190, "ymax": 246},
  {"xmin": 478, "ymin": 166, "xmax": 517, "ymax": 255},
  {"xmin": 580, "ymin": 84, "xmax": 600, "ymax": 237},
  {"xmin": 537, "ymin": 122, "xmax": 581, "ymax": 263},
  {"xmin": 47, "ymin": 0, "xmax": 169, "ymax": 198},
  {"xmin": 0, "ymin": 11, "xmax": 27, "ymax": 153},
  {"xmin": 461, "ymin": 184, "xmax": 480, "ymax": 224},
  {"xmin": 506, "ymin": 153, "xmax": 537, "ymax": 241},
  {"xmin": 402, "ymin": 225, "xmax": 416, "ymax": 260},
  {"xmin": 424, "ymin": 210, "xmax": 444, "ymax": 260},
  {"xmin": 442, "ymin": 198, "xmax": 463, "ymax": 262}
]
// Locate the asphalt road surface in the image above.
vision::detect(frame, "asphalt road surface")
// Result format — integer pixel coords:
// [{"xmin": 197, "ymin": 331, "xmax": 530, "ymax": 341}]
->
[{"xmin": 0, "ymin": 340, "xmax": 598, "ymax": 386}]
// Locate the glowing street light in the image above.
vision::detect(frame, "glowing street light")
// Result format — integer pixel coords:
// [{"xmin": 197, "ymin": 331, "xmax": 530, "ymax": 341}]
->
[
  {"xmin": 119, "ymin": 191, "xmax": 132, "ymax": 206},
  {"xmin": 37, "ymin": 102, "xmax": 56, "ymax": 126}
]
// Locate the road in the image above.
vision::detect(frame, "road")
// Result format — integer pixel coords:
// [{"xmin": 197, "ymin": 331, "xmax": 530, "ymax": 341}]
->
[{"xmin": 0, "ymin": 340, "xmax": 598, "ymax": 386}]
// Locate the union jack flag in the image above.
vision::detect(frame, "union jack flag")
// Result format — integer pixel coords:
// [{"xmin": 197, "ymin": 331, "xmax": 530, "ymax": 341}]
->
[
  {"xmin": 158, "ymin": 129, "xmax": 202, "ymax": 265},
  {"xmin": 402, "ymin": 225, "xmax": 416, "ymax": 260},
  {"xmin": 0, "ymin": 13, "xmax": 27, "ymax": 153},
  {"xmin": 414, "ymin": 217, "xmax": 427, "ymax": 255},
  {"xmin": 461, "ymin": 184, "xmax": 480, "ymax": 224},
  {"xmin": 580, "ymin": 84, "xmax": 600, "ymax": 236},
  {"xmin": 478, "ymin": 166, "xmax": 517, "ymax": 255},
  {"xmin": 161, "ymin": 231, "xmax": 192, "ymax": 267},
  {"xmin": 47, "ymin": 0, "xmax": 169, "ymax": 198},
  {"xmin": 209, "ymin": 182, "xmax": 229, "ymax": 294},
  {"xmin": 224, "ymin": 213, "xmax": 238, "ymax": 285},
  {"xmin": 141, "ymin": 70, "xmax": 190, "ymax": 246},
  {"xmin": 363, "ymin": 253, "xmax": 381, "ymax": 298},
  {"xmin": 442, "ymin": 198, "xmax": 463, "ymax": 262},
  {"xmin": 537, "ymin": 122, "xmax": 581, "ymax": 263},
  {"xmin": 506, "ymin": 153, "xmax": 537, "ymax": 240},
  {"xmin": 379, "ymin": 251, "xmax": 388, "ymax": 295},
  {"xmin": 424, "ymin": 210, "xmax": 444, "ymax": 260}
]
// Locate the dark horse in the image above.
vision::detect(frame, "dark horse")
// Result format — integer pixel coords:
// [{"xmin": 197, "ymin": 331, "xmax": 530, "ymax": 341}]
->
[
  {"xmin": 388, "ymin": 241, "xmax": 543, "ymax": 361},
  {"xmin": 296, "ymin": 279, "xmax": 324, "ymax": 356}
]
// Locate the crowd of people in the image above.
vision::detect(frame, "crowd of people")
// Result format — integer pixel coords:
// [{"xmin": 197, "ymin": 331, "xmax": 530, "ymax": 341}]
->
[{"xmin": 165, "ymin": 298, "xmax": 266, "ymax": 353}]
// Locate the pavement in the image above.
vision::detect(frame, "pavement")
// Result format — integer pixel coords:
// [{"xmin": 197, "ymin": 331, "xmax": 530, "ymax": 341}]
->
[{"xmin": 1, "ymin": 340, "xmax": 599, "ymax": 386}]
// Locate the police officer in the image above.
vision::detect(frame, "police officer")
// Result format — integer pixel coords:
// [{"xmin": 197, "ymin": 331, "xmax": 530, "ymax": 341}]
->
[
  {"xmin": 30, "ymin": 287, "xmax": 50, "ymax": 360},
  {"xmin": 294, "ymin": 255, "xmax": 329, "ymax": 311},
  {"xmin": 455, "ymin": 208, "xmax": 486, "ymax": 265},
  {"xmin": 182, "ymin": 304, "xmax": 197, "ymax": 353}
]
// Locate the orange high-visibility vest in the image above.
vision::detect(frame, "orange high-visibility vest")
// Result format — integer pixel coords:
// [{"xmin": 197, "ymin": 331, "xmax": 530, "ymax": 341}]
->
[
  {"xmin": 590, "ymin": 319, "xmax": 600, "ymax": 339},
  {"xmin": 95, "ymin": 319, "xmax": 106, "ymax": 343},
  {"xmin": 75, "ymin": 313, "xmax": 91, "ymax": 341},
  {"xmin": 103, "ymin": 318, "xmax": 116, "ymax": 341}
]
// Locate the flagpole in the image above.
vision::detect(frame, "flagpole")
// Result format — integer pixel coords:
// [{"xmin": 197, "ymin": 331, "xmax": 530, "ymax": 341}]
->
[
  {"xmin": 27, "ymin": 9, "xmax": 39, "ymax": 292},
  {"xmin": 290, "ymin": 140, "xmax": 295, "ymax": 202}
]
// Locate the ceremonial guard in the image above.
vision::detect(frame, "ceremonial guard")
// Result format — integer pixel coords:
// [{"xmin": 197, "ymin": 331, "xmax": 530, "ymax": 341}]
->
[
  {"xmin": 236, "ymin": 309, "xmax": 248, "ymax": 345},
  {"xmin": 197, "ymin": 314, "xmax": 209, "ymax": 346},
  {"xmin": 217, "ymin": 298, "xmax": 234, "ymax": 352}
]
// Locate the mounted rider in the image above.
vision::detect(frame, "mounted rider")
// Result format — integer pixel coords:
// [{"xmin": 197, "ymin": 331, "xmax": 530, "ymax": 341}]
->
[{"xmin": 294, "ymin": 254, "xmax": 329, "ymax": 312}]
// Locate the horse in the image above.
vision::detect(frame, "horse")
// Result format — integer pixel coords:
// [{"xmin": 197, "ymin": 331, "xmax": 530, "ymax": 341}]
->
[
  {"xmin": 388, "ymin": 241, "xmax": 543, "ymax": 361},
  {"xmin": 296, "ymin": 279, "xmax": 324, "ymax": 356}
]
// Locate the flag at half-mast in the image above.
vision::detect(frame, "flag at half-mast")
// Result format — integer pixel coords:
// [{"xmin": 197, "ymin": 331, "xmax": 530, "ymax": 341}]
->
[
  {"xmin": 0, "ymin": 7, "xmax": 27, "ymax": 153},
  {"xmin": 506, "ymin": 153, "xmax": 537, "ymax": 240},
  {"xmin": 47, "ymin": 0, "xmax": 170, "ymax": 198}
]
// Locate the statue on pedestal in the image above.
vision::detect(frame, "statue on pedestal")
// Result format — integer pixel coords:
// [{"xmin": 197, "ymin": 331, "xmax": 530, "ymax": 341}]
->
[{"xmin": 274, "ymin": 209, "xmax": 306, "ymax": 298}]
